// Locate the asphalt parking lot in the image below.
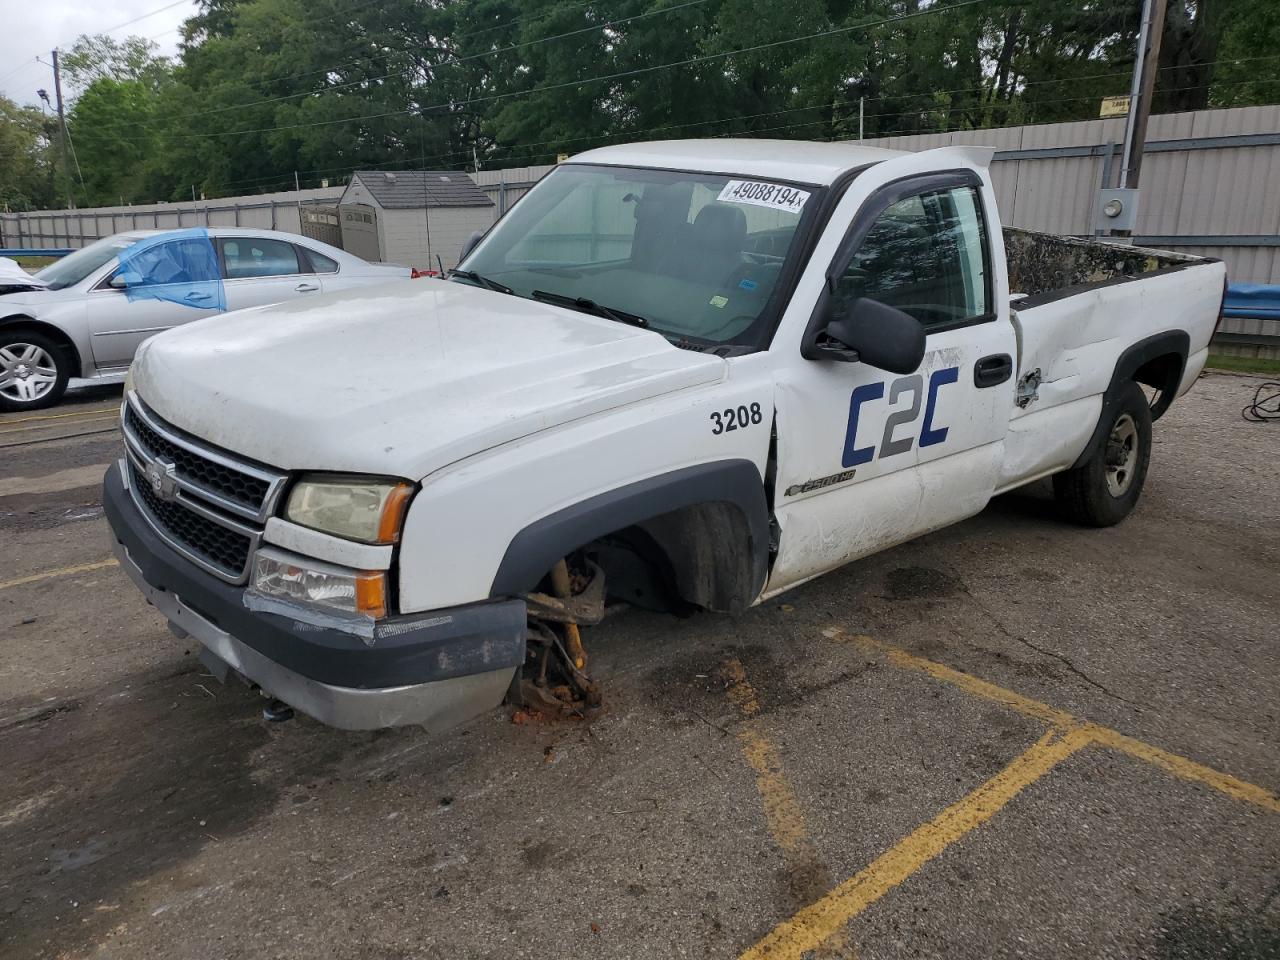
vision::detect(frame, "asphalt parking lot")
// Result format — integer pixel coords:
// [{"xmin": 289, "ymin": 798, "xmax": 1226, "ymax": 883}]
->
[{"xmin": 1, "ymin": 372, "xmax": 1277, "ymax": 960}]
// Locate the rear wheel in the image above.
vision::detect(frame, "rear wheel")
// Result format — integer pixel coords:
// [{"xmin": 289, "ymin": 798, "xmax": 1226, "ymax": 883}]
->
[
  {"xmin": 1053, "ymin": 380, "xmax": 1152, "ymax": 527},
  {"xmin": 0, "ymin": 330, "xmax": 69, "ymax": 412}
]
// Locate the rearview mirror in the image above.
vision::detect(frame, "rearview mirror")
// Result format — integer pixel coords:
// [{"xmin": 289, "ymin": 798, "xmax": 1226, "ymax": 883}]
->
[
  {"xmin": 458, "ymin": 230, "xmax": 485, "ymax": 264},
  {"xmin": 822, "ymin": 298, "xmax": 925, "ymax": 375},
  {"xmin": 110, "ymin": 271, "xmax": 143, "ymax": 289}
]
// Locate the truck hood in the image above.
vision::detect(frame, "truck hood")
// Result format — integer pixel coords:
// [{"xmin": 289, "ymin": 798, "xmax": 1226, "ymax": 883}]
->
[{"xmin": 133, "ymin": 278, "xmax": 726, "ymax": 479}]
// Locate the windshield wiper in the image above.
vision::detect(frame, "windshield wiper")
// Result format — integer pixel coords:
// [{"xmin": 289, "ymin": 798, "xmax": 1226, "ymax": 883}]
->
[
  {"xmin": 449, "ymin": 269, "xmax": 513, "ymax": 295},
  {"xmin": 532, "ymin": 290, "xmax": 649, "ymax": 329}
]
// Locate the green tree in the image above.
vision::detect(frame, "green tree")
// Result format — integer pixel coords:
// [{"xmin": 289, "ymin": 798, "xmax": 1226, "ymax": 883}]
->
[
  {"xmin": 60, "ymin": 35, "xmax": 173, "ymax": 93},
  {"xmin": 67, "ymin": 80, "xmax": 164, "ymax": 205},
  {"xmin": 0, "ymin": 96, "xmax": 55, "ymax": 212},
  {"xmin": 34, "ymin": 0, "xmax": 1280, "ymax": 205},
  {"xmin": 62, "ymin": 35, "xmax": 173, "ymax": 206}
]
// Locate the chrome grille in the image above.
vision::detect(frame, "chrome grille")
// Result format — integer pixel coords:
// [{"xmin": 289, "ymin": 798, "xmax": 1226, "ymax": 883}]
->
[
  {"xmin": 128, "ymin": 460, "xmax": 252, "ymax": 578},
  {"xmin": 121, "ymin": 393, "xmax": 287, "ymax": 584},
  {"xmin": 124, "ymin": 404, "xmax": 271, "ymax": 514}
]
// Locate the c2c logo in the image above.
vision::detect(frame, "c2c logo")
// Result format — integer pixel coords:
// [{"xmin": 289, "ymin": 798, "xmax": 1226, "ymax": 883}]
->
[{"xmin": 842, "ymin": 366, "xmax": 959, "ymax": 468}]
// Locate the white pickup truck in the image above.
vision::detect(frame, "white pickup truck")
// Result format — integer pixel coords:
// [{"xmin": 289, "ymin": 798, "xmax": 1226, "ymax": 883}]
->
[{"xmin": 104, "ymin": 139, "xmax": 1226, "ymax": 731}]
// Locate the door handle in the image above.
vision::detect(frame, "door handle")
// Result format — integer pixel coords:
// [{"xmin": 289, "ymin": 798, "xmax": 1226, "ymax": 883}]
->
[
  {"xmin": 184, "ymin": 291, "xmax": 212, "ymax": 302},
  {"xmin": 974, "ymin": 353, "xmax": 1013, "ymax": 388},
  {"xmin": 295, "ymin": 282, "xmax": 320, "ymax": 292}
]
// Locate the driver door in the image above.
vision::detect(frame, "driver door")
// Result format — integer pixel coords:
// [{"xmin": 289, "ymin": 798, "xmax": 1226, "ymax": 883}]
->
[
  {"xmin": 767, "ymin": 171, "xmax": 1017, "ymax": 595},
  {"xmin": 89, "ymin": 237, "xmax": 223, "ymax": 369}
]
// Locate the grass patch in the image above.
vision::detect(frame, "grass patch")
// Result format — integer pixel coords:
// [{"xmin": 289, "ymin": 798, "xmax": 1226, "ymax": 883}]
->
[
  {"xmin": 1206, "ymin": 354, "xmax": 1280, "ymax": 376},
  {"xmin": 9, "ymin": 256, "xmax": 58, "ymax": 270}
]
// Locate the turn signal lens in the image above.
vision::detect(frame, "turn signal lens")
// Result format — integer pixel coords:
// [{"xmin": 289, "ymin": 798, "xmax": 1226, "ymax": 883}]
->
[
  {"xmin": 354, "ymin": 571, "xmax": 388, "ymax": 619},
  {"xmin": 375, "ymin": 484, "xmax": 414, "ymax": 544}
]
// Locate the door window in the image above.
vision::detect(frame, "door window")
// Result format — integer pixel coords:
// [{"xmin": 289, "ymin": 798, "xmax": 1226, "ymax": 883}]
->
[
  {"xmin": 837, "ymin": 185, "xmax": 990, "ymax": 329},
  {"xmin": 111, "ymin": 232, "xmax": 227, "ymax": 311},
  {"xmin": 302, "ymin": 249, "xmax": 339, "ymax": 273},
  {"xmin": 221, "ymin": 237, "xmax": 301, "ymax": 279}
]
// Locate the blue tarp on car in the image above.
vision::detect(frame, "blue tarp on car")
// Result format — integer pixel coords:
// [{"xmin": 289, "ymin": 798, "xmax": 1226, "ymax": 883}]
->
[{"xmin": 115, "ymin": 228, "xmax": 226, "ymax": 312}]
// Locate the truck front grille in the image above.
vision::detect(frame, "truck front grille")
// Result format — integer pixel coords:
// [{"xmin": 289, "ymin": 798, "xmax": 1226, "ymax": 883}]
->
[
  {"xmin": 128, "ymin": 460, "xmax": 253, "ymax": 579},
  {"xmin": 124, "ymin": 404, "xmax": 271, "ymax": 514},
  {"xmin": 121, "ymin": 393, "xmax": 287, "ymax": 584}
]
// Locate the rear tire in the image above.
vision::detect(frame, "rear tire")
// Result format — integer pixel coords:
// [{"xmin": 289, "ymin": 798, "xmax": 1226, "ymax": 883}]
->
[
  {"xmin": 0, "ymin": 329, "xmax": 70, "ymax": 412},
  {"xmin": 1053, "ymin": 380, "xmax": 1152, "ymax": 527}
]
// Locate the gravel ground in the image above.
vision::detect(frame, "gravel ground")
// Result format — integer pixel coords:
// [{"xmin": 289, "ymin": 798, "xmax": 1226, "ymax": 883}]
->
[{"xmin": 0, "ymin": 372, "xmax": 1276, "ymax": 960}]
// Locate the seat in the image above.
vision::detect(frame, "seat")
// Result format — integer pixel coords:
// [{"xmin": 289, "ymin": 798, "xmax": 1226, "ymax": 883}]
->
[{"xmin": 684, "ymin": 204, "xmax": 747, "ymax": 285}]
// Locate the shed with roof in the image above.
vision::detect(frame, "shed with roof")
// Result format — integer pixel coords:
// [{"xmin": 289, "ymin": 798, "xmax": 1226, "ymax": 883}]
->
[{"xmin": 337, "ymin": 170, "xmax": 494, "ymax": 271}]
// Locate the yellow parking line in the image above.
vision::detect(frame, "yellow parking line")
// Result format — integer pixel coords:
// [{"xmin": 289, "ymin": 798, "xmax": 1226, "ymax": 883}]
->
[
  {"xmin": 1089, "ymin": 726, "xmax": 1280, "ymax": 814},
  {"xmin": 0, "ymin": 406, "xmax": 118, "ymax": 426},
  {"xmin": 741, "ymin": 726, "xmax": 1093, "ymax": 960},
  {"xmin": 829, "ymin": 629, "xmax": 1280, "ymax": 813},
  {"xmin": 723, "ymin": 658, "xmax": 854, "ymax": 958},
  {"xmin": 0, "ymin": 558, "xmax": 118, "ymax": 591},
  {"xmin": 0, "ymin": 413, "xmax": 119, "ymax": 436}
]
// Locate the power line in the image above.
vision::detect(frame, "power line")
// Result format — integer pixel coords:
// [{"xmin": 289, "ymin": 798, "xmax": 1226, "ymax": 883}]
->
[
  {"xmin": 95, "ymin": 0, "xmax": 192, "ymax": 36},
  {"xmin": 214, "ymin": 49, "xmax": 1280, "ymax": 190},
  {"xmin": 206, "ymin": 53, "xmax": 1280, "ymax": 194},
  {"xmin": 80, "ymin": 0, "xmax": 1001, "ymax": 145},
  {"xmin": 149, "ymin": 0, "xmax": 719, "ymax": 127},
  {"xmin": 139, "ymin": 0, "xmax": 609, "ymax": 114},
  {"xmin": 5, "ymin": 0, "xmax": 195, "ymax": 79},
  {"xmin": 0, "ymin": 57, "xmax": 45, "ymax": 89}
]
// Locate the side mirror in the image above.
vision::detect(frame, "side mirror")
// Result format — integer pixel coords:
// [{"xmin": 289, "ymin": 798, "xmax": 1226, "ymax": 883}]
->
[
  {"xmin": 823, "ymin": 298, "xmax": 926, "ymax": 374},
  {"xmin": 111, "ymin": 271, "xmax": 143, "ymax": 289},
  {"xmin": 458, "ymin": 230, "xmax": 485, "ymax": 264}
]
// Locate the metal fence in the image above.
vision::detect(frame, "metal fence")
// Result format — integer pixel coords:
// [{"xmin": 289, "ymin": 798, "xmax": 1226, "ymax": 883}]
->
[
  {"xmin": 0, "ymin": 186, "xmax": 344, "ymax": 251},
  {"xmin": 3, "ymin": 106, "xmax": 1277, "ymax": 355}
]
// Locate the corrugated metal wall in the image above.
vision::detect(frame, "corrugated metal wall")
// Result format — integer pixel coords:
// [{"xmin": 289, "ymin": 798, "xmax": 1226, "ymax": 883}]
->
[
  {"xmin": 472, "ymin": 164, "xmax": 556, "ymax": 217},
  {"xmin": 0, "ymin": 187, "xmax": 344, "ymax": 250}
]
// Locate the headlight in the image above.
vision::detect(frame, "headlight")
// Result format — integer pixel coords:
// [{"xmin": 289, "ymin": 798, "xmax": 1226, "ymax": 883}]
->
[
  {"xmin": 250, "ymin": 549, "xmax": 387, "ymax": 621},
  {"xmin": 124, "ymin": 365, "xmax": 135, "ymax": 395},
  {"xmin": 285, "ymin": 475, "xmax": 414, "ymax": 544}
]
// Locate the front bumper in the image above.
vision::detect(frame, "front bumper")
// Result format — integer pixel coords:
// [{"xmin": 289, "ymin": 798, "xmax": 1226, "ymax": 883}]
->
[{"xmin": 104, "ymin": 461, "xmax": 525, "ymax": 731}]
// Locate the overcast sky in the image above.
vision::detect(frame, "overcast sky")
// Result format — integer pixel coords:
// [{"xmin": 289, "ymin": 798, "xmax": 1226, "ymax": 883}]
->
[{"xmin": 1, "ymin": 0, "xmax": 197, "ymax": 108}]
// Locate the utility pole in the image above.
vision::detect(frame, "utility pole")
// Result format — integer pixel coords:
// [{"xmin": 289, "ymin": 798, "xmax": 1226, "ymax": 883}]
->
[
  {"xmin": 51, "ymin": 49, "xmax": 75, "ymax": 209},
  {"xmin": 1119, "ymin": 0, "xmax": 1168, "ymax": 192},
  {"xmin": 859, "ymin": 97, "xmax": 865, "ymax": 141}
]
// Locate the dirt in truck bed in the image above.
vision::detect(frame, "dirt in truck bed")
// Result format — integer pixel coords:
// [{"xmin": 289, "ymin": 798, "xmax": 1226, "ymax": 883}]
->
[{"xmin": 1003, "ymin": 227, "xmax": 1205, "ymax": 299}]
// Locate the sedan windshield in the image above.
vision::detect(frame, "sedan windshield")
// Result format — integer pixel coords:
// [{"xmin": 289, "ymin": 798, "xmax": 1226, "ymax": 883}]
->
[
  {"xmin": 458, "ymin": 164, "xmax": 821, "ymax": 348},
  {"xmin": 35, "ymin": 235, "xmax": 140, "ymax": 290}
]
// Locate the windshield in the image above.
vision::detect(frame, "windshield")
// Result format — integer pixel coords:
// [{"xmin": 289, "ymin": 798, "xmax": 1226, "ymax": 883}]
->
[
  {"xmin": 459, "ymin": 164, "xmax": 822, "ymax": 348},
  {"xmin": 35, "ymin": 235, "xmax": 140, "ymax": 290}
]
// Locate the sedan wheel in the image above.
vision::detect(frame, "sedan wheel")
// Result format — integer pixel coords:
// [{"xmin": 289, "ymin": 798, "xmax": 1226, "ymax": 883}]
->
[{"xmin": 0, "ymin": 333, "xmax": 69, "ymax": 411}]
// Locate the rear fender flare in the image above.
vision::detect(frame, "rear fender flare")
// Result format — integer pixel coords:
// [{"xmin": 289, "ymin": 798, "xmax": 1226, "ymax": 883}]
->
[{"xmin": 1071, "ymin": 330, "xmax": 1188, "ymax": 469}]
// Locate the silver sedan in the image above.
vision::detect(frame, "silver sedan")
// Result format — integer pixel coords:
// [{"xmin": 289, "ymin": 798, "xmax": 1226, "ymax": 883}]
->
[{"xmin": 0, "ymin": 228, "xmax": 411, "ymax": 410}]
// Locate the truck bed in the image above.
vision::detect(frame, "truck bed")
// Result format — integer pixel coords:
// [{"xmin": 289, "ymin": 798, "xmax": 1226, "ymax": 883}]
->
[
  {"xmin": 1003, "ymin": 227, "xmax": 1209, "ymax": 304},
  {"xmin": 994, "ymin": 227, "xmax": 1226, "ymax": 496}
]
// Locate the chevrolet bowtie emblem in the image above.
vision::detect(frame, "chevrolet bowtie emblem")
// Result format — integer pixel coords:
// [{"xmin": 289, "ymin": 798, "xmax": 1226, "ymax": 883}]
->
[{"xmin": 144, "ymin": 457, "xmax": 179, "ymax": 502}]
